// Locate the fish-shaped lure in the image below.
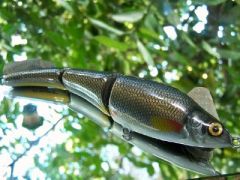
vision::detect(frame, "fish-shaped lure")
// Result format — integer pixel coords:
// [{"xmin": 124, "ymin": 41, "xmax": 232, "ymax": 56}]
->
[
  {"xmin": 8, "ymin": 86, "xmax": 217, "ymax": 175},
  {"xmin": 1, "ymin": 60, "xmax": 238, "ymax": 148}
]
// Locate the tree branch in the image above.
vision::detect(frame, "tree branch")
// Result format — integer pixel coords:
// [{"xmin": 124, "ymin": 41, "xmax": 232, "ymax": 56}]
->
[{"xmin": 8, "ymin": 115, "xmax": 67, "ymax": 179}]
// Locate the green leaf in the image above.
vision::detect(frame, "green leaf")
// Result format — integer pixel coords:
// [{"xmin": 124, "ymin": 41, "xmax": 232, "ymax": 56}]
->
[
  {"xmin": 2, "ymin": 23, "xmax": 18, "ymax": 38},
  {"xmin": 167, "ymin": 12, "xmax": 180, "ymax": 26},
  {"xmin": 181, "ymin": 33, "xmax": 198, "ymax": 49},
  {"xmin": 218, "ymin": 49, "xmax": 240, "ymax": 60},
  {"xmin": 56, "ymin": 0, "xmax": 73, "ymax": 12},
  {"xmin": 139, "ymin": 28, "xmax": 160, "ymax": 40},
  {"xmin": 118, "ymin": 143, "xmax": 130, "ymax": 154},
  {"xmin": 147, "ymin": 165, "xmax": 155, "ymax": 176},
  {"xmin": 137, "ymin": 40, "xmax": 154, "ymax": 66},
  {"xmin": 47, "ymin": 31, "xmax": 67, "ymax": 48},
  {"xmin": 192, "ymin": 0, "xmax": 226, "ymax": 5},
  {"xmin": 169, "ymin": 51, "xmax": 189, "ymax": 65},
  {"xmin": 89, "ymin": 18, "xmax": 124, "ymax": 35},
  {"xmin": 111, "ymin": 11, "xmax": 144, "ymax": 23},
  {"xmin": 202, "ymin": 41, "xmax": 220, "ymax": 58},
  {"xmin": 94, "ymin": 36, "xmax": 128, "ymax": 51}
]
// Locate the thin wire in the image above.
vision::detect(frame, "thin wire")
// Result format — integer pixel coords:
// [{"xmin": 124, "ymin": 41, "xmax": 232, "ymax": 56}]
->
[
  {"xmin": 190, "ymin": 172, "xmax": 240, "ymax": 180},
  {"xmin": 0, "ymin": 76, "xmax": 3, "ymax": 85}
]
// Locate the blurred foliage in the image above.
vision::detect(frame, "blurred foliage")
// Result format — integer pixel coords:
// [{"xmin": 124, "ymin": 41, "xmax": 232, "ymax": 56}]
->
[{"xmin": 1, "ymin": 0, "xmax": 240, "ymax": 179}]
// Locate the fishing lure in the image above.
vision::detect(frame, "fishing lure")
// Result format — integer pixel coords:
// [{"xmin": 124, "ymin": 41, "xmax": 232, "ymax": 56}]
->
[
  {"xmin": 8, "ymin": 86, "xmax": 217, "ymax": 175},
  {"xmin": 2, "ymin": 60, "xmax": 239, "ymax": 148}
]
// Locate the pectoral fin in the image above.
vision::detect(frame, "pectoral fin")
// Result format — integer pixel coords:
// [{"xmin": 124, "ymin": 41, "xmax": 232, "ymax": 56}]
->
[{"xmin": 188, "ymin": 87, "xmax": 219, "ymax": 120}]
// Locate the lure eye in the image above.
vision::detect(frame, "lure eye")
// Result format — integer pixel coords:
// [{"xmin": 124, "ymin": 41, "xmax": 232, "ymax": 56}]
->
[{"xmin": 208, "ymin": 122, "xmax": 223, "ymax": 136}]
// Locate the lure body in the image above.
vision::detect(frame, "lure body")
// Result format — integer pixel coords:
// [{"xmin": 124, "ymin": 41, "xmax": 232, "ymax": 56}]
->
[
  {"xmin": 109, "ymin": 76, "xmax": 191, "ymax": 142},
  {"xmin": 9, "ymin": 87, "xmax": 217, "ymax": 175},
  {"xmin": 2, "ymin": 60, "xmax": 234, "ymax": 148}
]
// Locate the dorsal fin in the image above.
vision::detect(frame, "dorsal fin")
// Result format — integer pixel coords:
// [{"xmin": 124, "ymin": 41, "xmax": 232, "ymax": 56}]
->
[
  {"xmin": 188, "ymin": 87, "xmax": 219, "ymax": 120},
  {"xmin": 3, "ymin": 59, "xmax": 55, "ymax": 75}
]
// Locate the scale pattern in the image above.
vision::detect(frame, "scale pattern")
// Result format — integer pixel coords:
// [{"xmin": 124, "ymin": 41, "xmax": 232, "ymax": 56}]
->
[
  {"xmin": 62, "ymin": 69, "xmax": 114, "ymax": 114},
  {"xmin": 109, "ymin": 76, "xmax": 196, "ymax": 137},
  {"xmin": 3, "ymin": 69, "xmax": 65, "ymax": 89}
]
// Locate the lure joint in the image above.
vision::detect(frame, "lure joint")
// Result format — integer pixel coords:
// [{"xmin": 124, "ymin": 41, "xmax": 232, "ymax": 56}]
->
[
  {"xmin": 232, "ymin": 137, "xmax": 240, "ymax": 148},
  {"xmin": 122, "ymin": 128, "xmax": 132, "ymax": 141}
]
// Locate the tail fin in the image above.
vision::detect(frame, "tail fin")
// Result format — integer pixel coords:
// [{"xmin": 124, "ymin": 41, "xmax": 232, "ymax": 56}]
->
[
  {"xmin": 3, "ymin": 60, "xmax": 65, "ymax": 90},
  {"xmin": 3, "ymin": 59, "xmax": 55, "ymax": 75}
]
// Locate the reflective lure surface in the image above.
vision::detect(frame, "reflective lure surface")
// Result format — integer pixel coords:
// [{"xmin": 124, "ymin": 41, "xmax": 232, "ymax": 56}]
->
[
  {"xmin": 2, "ymin": 60, "xmax": 235, "ymax": 148},
  {"xmin": 109, "ymin": 76, "xmax": 233, "ymax": 148},
  {"xmin": 8, "ymin": 87, "xmax": 217, "ymax": 175}
]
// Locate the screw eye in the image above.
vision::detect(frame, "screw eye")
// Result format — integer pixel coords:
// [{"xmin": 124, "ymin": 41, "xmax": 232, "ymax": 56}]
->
[{"xmin": 208, "ymin": 122, "xmax": 223, "ymax": 136}]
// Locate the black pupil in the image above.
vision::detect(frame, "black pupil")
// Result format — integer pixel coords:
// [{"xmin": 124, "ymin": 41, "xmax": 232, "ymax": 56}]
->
[{"xmin": 212, "ymin": 126, "xmax": 219, "ymax": 133}]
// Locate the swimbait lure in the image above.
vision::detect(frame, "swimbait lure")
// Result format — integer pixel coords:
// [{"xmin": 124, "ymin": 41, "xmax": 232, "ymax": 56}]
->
[
  {"xmin": 8, "ymin": 87, "xmax": 217, "ymax": 175},
  {"xmin": 2, "ymin": 60, "xmax": 238, "ymax": 148}
]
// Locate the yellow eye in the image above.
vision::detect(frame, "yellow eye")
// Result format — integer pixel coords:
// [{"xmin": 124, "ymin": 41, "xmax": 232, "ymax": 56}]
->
[{"xmin": 208, "ymin": 122, "xmax": 223, "ymax": 136}]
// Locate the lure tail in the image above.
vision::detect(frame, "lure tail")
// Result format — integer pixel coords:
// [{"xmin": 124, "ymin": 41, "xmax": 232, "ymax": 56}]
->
[
  {"xmin": 3, "ymin": 60, "xmax": 65, "ymax": 90},
  {"xmin": 3, "ymin": 59, "xmax": 56, "ymax": 74},
  {"xmin": 2, "ymin": 60, "xmax": 117, "ymax": 114}
]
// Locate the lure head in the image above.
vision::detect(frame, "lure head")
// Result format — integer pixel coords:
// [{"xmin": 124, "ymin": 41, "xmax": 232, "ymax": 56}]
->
[{"xmin": 185, "ymin": 110, "xmax": 234, "ymax": 148}]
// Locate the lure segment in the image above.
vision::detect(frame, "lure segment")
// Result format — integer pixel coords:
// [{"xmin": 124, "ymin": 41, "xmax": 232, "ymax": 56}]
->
[
  {"xmin": 3, "ymin": 69, "xmax": 65, "ymax": 90},
  {"xmin": 3, "ymin": 61, "xmax": 116, "ymax": 114},
  {"xmin": 3, "ymin": 60, "xmax": 65, "ymax": 89},
  {"xmin": 2, "ymin": 60, "xmax": 238, "ymax": 148},
  {"xmin": 108, "ymin": 76, "xmax": 233, "ymax": 148},
  {"xmin": 10, "ymin": 87, "xmax": 70, "ymax": 104},
  {"xmin": 62, "ymin": 69, "xmax": 118, "ymax": 115},
  {"xmin": 3, "ymin": 59, "xmax": 55, "ymax": 74}
]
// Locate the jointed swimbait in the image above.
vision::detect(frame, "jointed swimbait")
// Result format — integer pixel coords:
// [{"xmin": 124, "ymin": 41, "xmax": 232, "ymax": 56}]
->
[
  {"xmin": 8, "ymin": 87, "xmax": 217, "ymax": 175},
  {"xmin": 2, "ymin": 60, "xmax": 237, "ymax": 148}
]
